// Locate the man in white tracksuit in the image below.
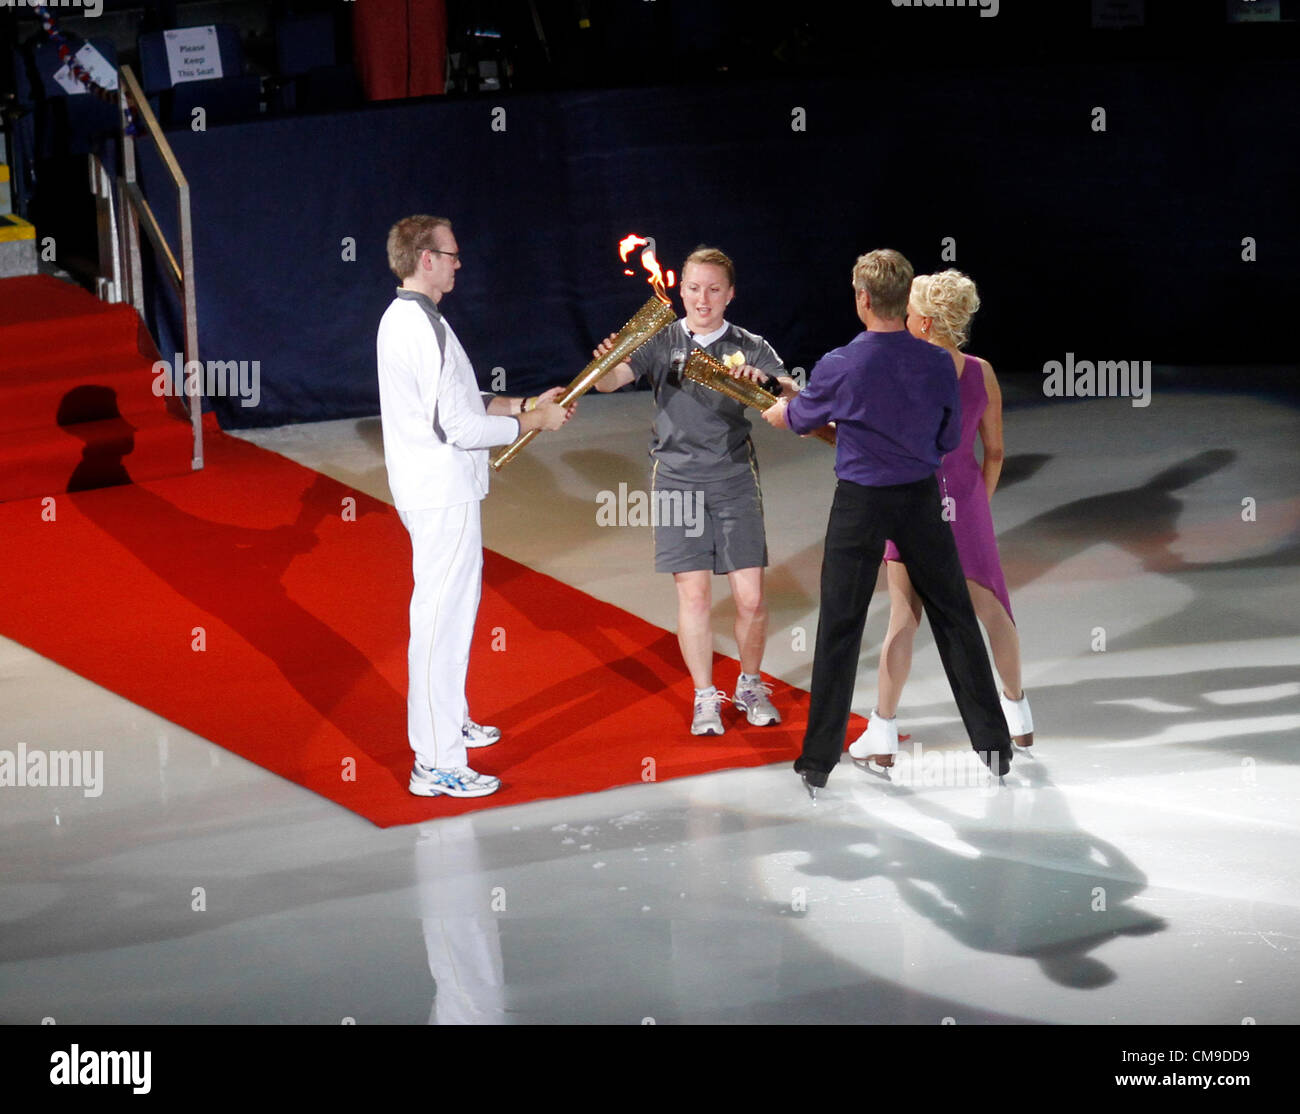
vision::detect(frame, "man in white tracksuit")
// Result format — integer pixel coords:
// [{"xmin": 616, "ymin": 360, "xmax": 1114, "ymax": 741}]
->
[{"xmin": 377, "ymin": 215, "xmax": 570, "ymax": 799}]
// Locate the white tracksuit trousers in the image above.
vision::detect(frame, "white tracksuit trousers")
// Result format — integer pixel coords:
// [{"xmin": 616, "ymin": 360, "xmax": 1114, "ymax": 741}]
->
[{"xmin": 400, "ymin": 501, "xmax": 483, "ymax": 770}]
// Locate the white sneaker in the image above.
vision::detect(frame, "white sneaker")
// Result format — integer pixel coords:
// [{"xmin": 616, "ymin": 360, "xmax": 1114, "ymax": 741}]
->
[
  {"xmin": 733, "ymin": 678, "xmax": 781, "ymax": 726},
  {"xmin": 1000, "ymin": 691, "xmax": 1034, "ymax": 747},
  {"xmin": 848, "ymin": 710, "xmax": 899, "ymax": 761},
  {"xmin": 691, "ymin": 688, "xmax": 727, "ymax": 736},
  {"xmin": 462, "ymin": 719, "xmax": 501, "ymax": 748},
  {"xmin": 409, "ymin": 763, "xmax": 501, "ymax": 798}
]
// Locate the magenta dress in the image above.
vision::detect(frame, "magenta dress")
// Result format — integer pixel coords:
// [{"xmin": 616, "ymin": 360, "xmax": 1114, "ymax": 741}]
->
[{"xmin": 883, "ymin": 353, "xmax": 1014, "ymax": 623}]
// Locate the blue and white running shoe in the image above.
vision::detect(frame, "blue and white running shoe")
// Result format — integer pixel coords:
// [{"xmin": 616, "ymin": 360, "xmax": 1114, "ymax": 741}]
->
[
  {"xmin": 462, "ymin": 719, "xmax": 501, "ymax": 748},
  {"xmin": 409, "ymin": 763, "xmax": 501, "ymax": 798}
]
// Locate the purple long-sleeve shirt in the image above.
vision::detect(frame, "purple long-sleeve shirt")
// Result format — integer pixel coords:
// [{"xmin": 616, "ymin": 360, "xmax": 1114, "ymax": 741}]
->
[{"xmin": 786, "ymin": 329, "xmax": 961, "ymax": 486}]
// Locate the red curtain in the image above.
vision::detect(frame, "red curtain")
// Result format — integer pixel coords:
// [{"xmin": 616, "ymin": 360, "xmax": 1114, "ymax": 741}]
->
[{"xmin": 352, "ymin": 0, "xmax": 447, "ymax": 101}]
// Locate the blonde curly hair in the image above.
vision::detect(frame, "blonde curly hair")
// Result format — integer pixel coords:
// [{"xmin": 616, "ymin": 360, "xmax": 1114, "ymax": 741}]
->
[{"xmin": 910, "ymin": 269, "xmax": 981, "ymax": 349}]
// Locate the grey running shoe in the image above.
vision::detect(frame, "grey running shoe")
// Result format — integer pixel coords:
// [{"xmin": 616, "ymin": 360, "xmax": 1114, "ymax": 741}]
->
[
  {"xmin": 691, "ymin": 688, "xmax": 727, "ymax": 736},
  {"xmin": 733, "ymin": 678, "xmax": 781, "ymax": 726}
]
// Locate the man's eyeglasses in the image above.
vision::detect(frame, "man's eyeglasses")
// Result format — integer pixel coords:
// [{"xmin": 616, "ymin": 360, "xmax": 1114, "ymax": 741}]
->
[{"xmin": 425, "ymin": 248, "xmax": 460, "ymax": 262}]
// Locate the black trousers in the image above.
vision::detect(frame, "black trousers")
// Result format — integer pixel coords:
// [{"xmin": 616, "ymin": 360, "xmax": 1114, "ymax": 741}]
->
[{"xmin": 795, "ymin": 475, "xmax": 1011, "ymax": 782}]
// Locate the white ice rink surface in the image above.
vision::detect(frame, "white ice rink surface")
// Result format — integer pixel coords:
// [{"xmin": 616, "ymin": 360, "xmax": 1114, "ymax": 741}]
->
[{"xmin": 2, "ymin": 386, "xmax": 1297, "ymax": 1024}]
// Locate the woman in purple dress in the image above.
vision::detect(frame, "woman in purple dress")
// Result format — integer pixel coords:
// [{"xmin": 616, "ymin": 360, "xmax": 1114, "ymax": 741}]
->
[{"xmin": 849, "ymin": 270, "xmax": 1033, "ymax": 768}]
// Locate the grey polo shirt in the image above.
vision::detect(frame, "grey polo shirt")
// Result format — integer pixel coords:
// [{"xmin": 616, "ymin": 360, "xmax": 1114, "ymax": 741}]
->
[{"xmin": 627, "ymin": 319, "xmax": 784, "ymax": 482}]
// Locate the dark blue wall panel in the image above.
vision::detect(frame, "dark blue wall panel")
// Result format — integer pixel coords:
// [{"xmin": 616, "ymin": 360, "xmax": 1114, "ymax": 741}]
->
[{"xmin": 124, "ymin": 59, "xmax": 1296, "ymax": 428}]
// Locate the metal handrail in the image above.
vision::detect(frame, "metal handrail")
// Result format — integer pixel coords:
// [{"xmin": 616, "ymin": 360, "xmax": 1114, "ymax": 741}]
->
[{"xmin": 116, "ymin": 64, "xmax": 202, "ymax": 470}]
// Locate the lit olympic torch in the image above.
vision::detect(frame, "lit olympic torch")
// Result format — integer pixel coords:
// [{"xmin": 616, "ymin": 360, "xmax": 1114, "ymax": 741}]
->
[{"xmin": 489, "ymin": 235, "xmax": 678, "ymax": 471}]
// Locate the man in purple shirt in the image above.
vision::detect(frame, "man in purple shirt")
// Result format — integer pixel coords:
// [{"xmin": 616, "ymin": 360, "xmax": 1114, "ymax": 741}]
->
[{"xmin": 762, "ymin": 249, "xmax": 1011, "ymax": 795}]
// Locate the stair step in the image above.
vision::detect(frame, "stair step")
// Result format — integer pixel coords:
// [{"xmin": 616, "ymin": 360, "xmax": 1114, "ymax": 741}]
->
[
  {"xmin": 0, "ymin": 304, "xmax": 153, "ymax": 374},
  {"xmin": 1, "ymin": 273, "xmax": 197, "ymax": 502},
  {"xmin": 1, "ymin": 356, "xmax": 188, "ymax": 437},
  {"xmin": 0, "ymin": 408, "xmax": 195, "ymax": 503}
]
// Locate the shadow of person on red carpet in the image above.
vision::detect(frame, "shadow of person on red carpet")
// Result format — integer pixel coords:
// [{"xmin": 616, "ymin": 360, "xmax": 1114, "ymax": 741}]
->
[
  {"xmin": 58, "ymin": 410, "xmax": 413, "ymax": 779},
  {"xmin": 57, "ymin": 385, "xmax": 136, "ymax": 492}
]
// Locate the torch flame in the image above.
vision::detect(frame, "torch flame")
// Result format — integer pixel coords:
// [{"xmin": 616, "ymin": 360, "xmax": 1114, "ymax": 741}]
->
[
  {"xmin": 619, "ymin": 233, "xmax": 672, "ymax": 304},
  {"xmin": 618, "ymin": 234, "xmax": 647, "ymax": 261}
]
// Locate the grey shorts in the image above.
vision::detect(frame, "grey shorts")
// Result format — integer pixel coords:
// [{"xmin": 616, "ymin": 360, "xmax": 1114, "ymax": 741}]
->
[{"xmin": 652, "ymin": 465, "xmax": 768, "ymax": 575}]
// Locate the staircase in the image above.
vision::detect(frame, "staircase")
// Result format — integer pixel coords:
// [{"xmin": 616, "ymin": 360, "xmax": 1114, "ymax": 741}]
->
[{"xmin": 0, "ymin": 274, "xmax": 196, "ymax": 502}]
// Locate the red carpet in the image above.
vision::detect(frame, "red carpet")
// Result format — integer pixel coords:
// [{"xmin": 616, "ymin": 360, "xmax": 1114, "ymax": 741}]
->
[
  {"xmin": 0, "ymin": 420, "xmax": 862, "ymax": 826},
  {"xmin": 0, "ymin": 275, "xmax": 194, "ymax": 503}
]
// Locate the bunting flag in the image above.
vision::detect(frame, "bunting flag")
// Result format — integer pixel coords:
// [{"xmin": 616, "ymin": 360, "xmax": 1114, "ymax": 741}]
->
[
  {"xmin": 34, "ymin": 4, "xmax": 117, "ymax": 101},
  {"xmin": 33, "ymin": 3, "xmax": 140, "ymax": 133}
]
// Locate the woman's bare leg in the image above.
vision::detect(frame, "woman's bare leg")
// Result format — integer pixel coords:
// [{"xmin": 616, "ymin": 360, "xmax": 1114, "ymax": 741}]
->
[
  {"xmin": 967, "ymin": 580, "xmax": 1021, "ymax": 700},
  {"xmin": 877, "ymin": 561, "xmax": 923, "ymax": 719}
]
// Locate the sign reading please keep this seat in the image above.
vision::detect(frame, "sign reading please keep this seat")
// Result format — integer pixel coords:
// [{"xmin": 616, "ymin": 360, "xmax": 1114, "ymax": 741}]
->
[{"xmin": 163, "ymin": 26, "xmax": 225, "ymax": 85}]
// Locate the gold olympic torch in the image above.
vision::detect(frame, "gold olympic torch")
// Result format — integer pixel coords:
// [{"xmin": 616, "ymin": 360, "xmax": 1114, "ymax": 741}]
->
[
  {"xmin": 490, "ymin": 237, "xmax": 679, "ymax": 471},
  {"xmin": 682, "ymin": 348, "xmax": 837, "ymax": 446},
  {"xmin": 490, "ymin": 295, "xmax": 676, "ymax": 471}
]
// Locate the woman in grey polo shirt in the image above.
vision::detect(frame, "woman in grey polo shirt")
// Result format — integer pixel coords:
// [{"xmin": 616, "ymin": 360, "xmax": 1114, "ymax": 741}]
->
[{"xmin": 594, "ymin": 247, "xmax": 784, "ymax": 736}]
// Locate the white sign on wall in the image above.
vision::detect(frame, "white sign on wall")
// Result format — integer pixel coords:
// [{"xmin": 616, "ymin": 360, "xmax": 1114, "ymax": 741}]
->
[
  {"xmin": 163, "ymin": 26, "xmax": 225, "ymax": 85},
  {"xmin": 53, "ymin": 43, "xmax": 119, "ymax": 96}
]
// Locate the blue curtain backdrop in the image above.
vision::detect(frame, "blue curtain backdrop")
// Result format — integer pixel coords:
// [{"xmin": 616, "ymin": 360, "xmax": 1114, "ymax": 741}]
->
[{"xmin": 111, "ymin": 59, "xmax": 1296, "ymax": 428}]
